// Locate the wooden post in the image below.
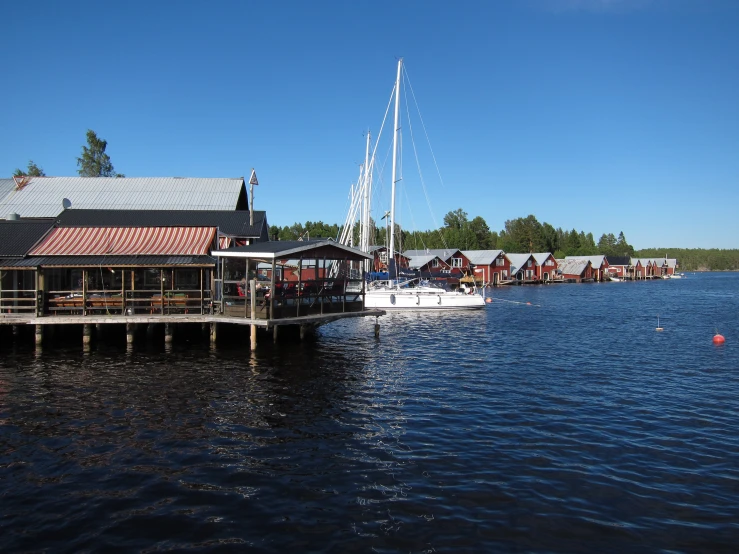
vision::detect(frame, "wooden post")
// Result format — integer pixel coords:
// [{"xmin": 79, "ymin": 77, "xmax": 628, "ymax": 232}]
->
[
  {"xmin": 83, "ymin": 324, "xmax": 92, "ymax": 346},
  {"xmin": 273, "ymin": 325, "xmax": 278, "ymax": 343},
  {"xmin": 165, "ymin": 322, "xmax": 173, "ymax": 344},
  {"xmin": 296, "ymin": 258, "xmax": 302, "ymax": 317},
  {"xmin": 159, "ymin": 268, "xmax": 165, "ymax": 314},
  {"xmin": 300, "ymin": 324, "xmax": 307, "ymax": 341},
  {"xmin": 320, "ymin": 256, "xmax": 326, "ymax": 314},
  {"xmin": 210, "ymin": 322, "xmax": 218, "ymax": 344},
  {"xmin": 269, "ymin": 258, "xmax": 276, "ymax": 320},
  {"xmin": 35, "ymin": 324, "xmax": 43, "ymax": 346},
  {"xmin": 126, "ymin": 323, "xmax": 135, "ymax": 344},
  {"xmin": 200, "ymin": 268, "xmax": 204, "ymax": 315},
  {"xmin": 250, "ymin": 279, "xmax": 257, "ymax": 351},
  {"xmin": 82, "ymin": 269, "xmax": 88, "ymax": 316},
  {"xmin": 37, "ymin": 271, "xmax": 45, "ymax": 317}
]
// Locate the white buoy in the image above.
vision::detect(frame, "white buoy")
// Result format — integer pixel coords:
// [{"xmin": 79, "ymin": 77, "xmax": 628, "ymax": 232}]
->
[{"xmin": 656, "ymin": 315, "xmax": 663, "ymax": 332}]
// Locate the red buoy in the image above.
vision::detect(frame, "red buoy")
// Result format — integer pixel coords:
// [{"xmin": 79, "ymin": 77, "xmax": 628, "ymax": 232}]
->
[{"xmin": 713, "ymin": 334, "xmax": 726, "ymax": 345}]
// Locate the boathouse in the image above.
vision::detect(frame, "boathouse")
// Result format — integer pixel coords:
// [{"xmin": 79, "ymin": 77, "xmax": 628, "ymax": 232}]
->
[
  {"xmin": 565, "ymin": 255, "xmax": 609, "ymax": 281},
  {"xmin": 507, "ymin": 253, "xmax": 538, "ymax": 284},
  {"xmin": 605, "ymin": 256, "xmax": 631, "ymax": 279},
  {"xmin": 532, "ymin": 252, "xmax": 557, "ymax": 282},
  {"xmin": 556, "ymin": 258, "xmax": 594, "ymax": 283},
  {"xmin": 460, "ymin": 250, "xmax": 510, "ymax": 286}
]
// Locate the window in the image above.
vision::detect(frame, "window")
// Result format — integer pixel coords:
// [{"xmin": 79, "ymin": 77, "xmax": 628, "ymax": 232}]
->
[
  {"xmin": 175, "ymin": 269, "xmax": 199, "ymax": 290},
  {"xmin": 432, "ymin": 258, "xmax": 439, "ymax": 268},
  {"xmin": 451, "ymin": 257, "xmax": 462, "ymax": 268},
  {"xmin": 379, "ymin": 251, "xmax": 388, "ymax": 264},
  {"xmin": 495, "ymin": 257, "xmax": 505, "ymax": 266}
]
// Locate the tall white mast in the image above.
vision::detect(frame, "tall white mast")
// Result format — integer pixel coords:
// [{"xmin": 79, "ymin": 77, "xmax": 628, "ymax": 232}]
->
[
  {"xmin": 361, "ymin": 131, "xmax": 371, "ymax": 253},
  {"xmin": 361, "ymin": 131, "xmax": 372, "ymax": 274},
  {"xmin": 388, "ymin": 58, "xmax": 402, "ymax": 278}
]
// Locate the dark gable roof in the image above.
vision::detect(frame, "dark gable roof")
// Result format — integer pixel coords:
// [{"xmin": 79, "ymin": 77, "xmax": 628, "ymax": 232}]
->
[
  {"xmin": 0, "ymin": 219, "xmax": 56, "ymax": 257},
  {"xmin": 55, "ymin": 209, "xmax": 267, "ymax": 237},
  {"xmin": 215, "ymin": 239, "xmax": 372, "ymax": 261},
  {"xmin": 606, "ymin": 256, "xmax": 631, "ymax": 265}
]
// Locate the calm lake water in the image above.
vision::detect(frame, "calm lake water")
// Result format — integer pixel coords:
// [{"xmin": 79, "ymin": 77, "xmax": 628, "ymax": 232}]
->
[{"xmin": 1, "ymin": 272, "xmax": 738, "ymax": 553}]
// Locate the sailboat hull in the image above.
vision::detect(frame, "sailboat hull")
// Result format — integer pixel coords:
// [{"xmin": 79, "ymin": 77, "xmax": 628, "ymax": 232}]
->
[{"xmin": 364, "ymin": 288, "xmax": 485, "ymax": 310}]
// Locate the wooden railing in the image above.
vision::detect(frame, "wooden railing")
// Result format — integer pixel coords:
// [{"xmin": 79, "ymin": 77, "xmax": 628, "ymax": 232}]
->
[{"xmin": 221, "ymin": 279, "xmax": 365, "ymax": 319}]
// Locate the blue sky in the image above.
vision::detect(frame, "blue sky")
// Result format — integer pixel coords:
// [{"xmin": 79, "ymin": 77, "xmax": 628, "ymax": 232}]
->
[{"xmin": 1, "ymin": 0, "xmax": 737, "ymax": 249}]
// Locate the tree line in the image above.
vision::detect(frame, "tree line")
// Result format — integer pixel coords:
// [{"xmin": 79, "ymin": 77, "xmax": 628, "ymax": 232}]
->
[
  {"xmin": 270, "ymin": 210, "xmax": 739, "ymax": 271},
  {"xmin": 270, "ymin": 210, "xmax": 636, "ymax": 259},
  {"xmin": 12, "ymin": 130, "xmax": 123, "ymax": 178}
]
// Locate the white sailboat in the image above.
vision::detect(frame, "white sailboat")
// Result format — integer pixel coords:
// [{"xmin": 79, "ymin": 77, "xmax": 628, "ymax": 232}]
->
[{"xmin": 360, "ymin": 59, "xmax": 485, "ymax": 310}]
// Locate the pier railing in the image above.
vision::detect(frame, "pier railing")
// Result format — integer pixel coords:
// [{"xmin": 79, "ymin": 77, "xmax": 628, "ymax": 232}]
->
[
  {"xmin": 0, "ymin": 289, "xmax": 37, "ymax": 315},
  {"xmin": 39, "ymin": 289, "xmax": 213, "ymax": 317},
  {"xmin": 220, "ymin": 278, "xmax": 365, "ymax": 320}
]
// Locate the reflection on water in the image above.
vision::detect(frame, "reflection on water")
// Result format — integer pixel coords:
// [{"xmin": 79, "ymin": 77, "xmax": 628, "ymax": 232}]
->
[{"xmin": 1, "ymin": 274, "xmax": 739, "ymax": 552}]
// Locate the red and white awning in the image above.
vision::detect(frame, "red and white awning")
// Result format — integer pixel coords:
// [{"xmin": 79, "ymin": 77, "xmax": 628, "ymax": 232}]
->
[{"xmin": 30, "ymin": 227, "xmax": 216, "ymax": 256}]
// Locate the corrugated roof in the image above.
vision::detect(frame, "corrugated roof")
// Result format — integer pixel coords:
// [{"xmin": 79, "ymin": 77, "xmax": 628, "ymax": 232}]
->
[
  {"xmin": 406, "ymin": 254, "xmax": 441, "ymax": 269},
  {"xmin": 403, "ymin": 248, "xmax": 461, "ymax": 262},
  {"xmin": 558, "ymin": 258, "xmax": 590, "ymax": 275},
  {"xmin": 506, "ymin": 253, "xmax": 533, "ymax": 273},
  {"xmin": 461, "ymin": 250, "xmax": 505, "ymax": 265},
  {"xmin": 566, "ymin": 255, "xmax": 607, "ymax": 267},
  {"xmin": 0, "ymin": 219, "xmax": 56, "ymax": 257},
  {"xmin": 56, "ymin": 209, "xmax": 267, "ymax": 238},
  {"xmin": 0, "ymin": 177, "xmax": 246, "ymax": 218},
  {"xmin": 0, "ymin": 179, "xmax": 16, "ymax": 204},
  {"xmin": 531, "ymin": 252, "xmax": 554, "ymax": 265}
]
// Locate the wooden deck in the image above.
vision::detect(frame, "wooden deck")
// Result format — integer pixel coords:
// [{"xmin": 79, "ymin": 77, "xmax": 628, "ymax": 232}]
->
[{"xmin": 0, "ymin": 309, "xmax": 385, "ymax": 328}]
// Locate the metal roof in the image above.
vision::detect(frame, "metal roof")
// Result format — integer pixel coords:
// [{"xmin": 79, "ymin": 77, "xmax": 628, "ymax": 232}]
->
[
  {"xmin": 0, "ymin": 179, "xmax": 16, "ymax": 204},
  {"xmin": 506, "ymin": 253, "xmax": 533, "ymax": 273},
  {"xmin": 56, "ymin": 209, "xmax": 267, "ymax": 238},
  {"xmin": 461, "ymin": 250, "xmax": 505, "ymax": 265},
  {"xmin": 557, "ymin": 258, "xmax": 590, "ymax": 275},
  {"xmin": 605, "ymin": 256, "xmax": 631, "ymax": 266},
  {"xmin": 0, "ymin": 255, "xmax": 215, "ymax": 268},
  {"xmin": 531, "ymin": 252, "xmax": 554, "ymax": 265},
  {"xmin": 0, "ymin": 219, "xmax": 56, "ymax": 257},
  {"xmin": 566, "ymin": 255, "xmax": 607, "ymax": 267},
  {"xmin": 406, "ymin": 254, "xmax": 442, "ymax": 269},
  {"xmin": 213, "ymin": 239, "xmax": 371, "ymax": 261},
  {"xmin": 0, "ymin": 177, "xmax": 247, "ymax": 218},
  {"xmin": 403, "ymin": 248, "xmax": 461, "ymax": 262}
]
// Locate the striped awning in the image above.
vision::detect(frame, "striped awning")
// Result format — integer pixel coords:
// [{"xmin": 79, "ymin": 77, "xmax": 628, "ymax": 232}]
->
[{"xmin": 30, "ymin": 227, "xmax": 217, "ymax": 256}]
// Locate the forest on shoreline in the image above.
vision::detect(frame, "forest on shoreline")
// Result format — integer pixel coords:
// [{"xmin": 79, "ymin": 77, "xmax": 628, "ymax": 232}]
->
[{"xmin": 269, "ymin": 210, "xmax": 739, "ymax": 272}]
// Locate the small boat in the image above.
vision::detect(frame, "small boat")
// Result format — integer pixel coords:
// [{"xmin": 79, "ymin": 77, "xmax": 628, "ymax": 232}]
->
[
  {"xmin": 608, "ymin": 275, "xmax": 622, "ymax": 282},
  {"xmin": 669, "ymin": 273, "xmax": 683, "ymax": 279}
]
